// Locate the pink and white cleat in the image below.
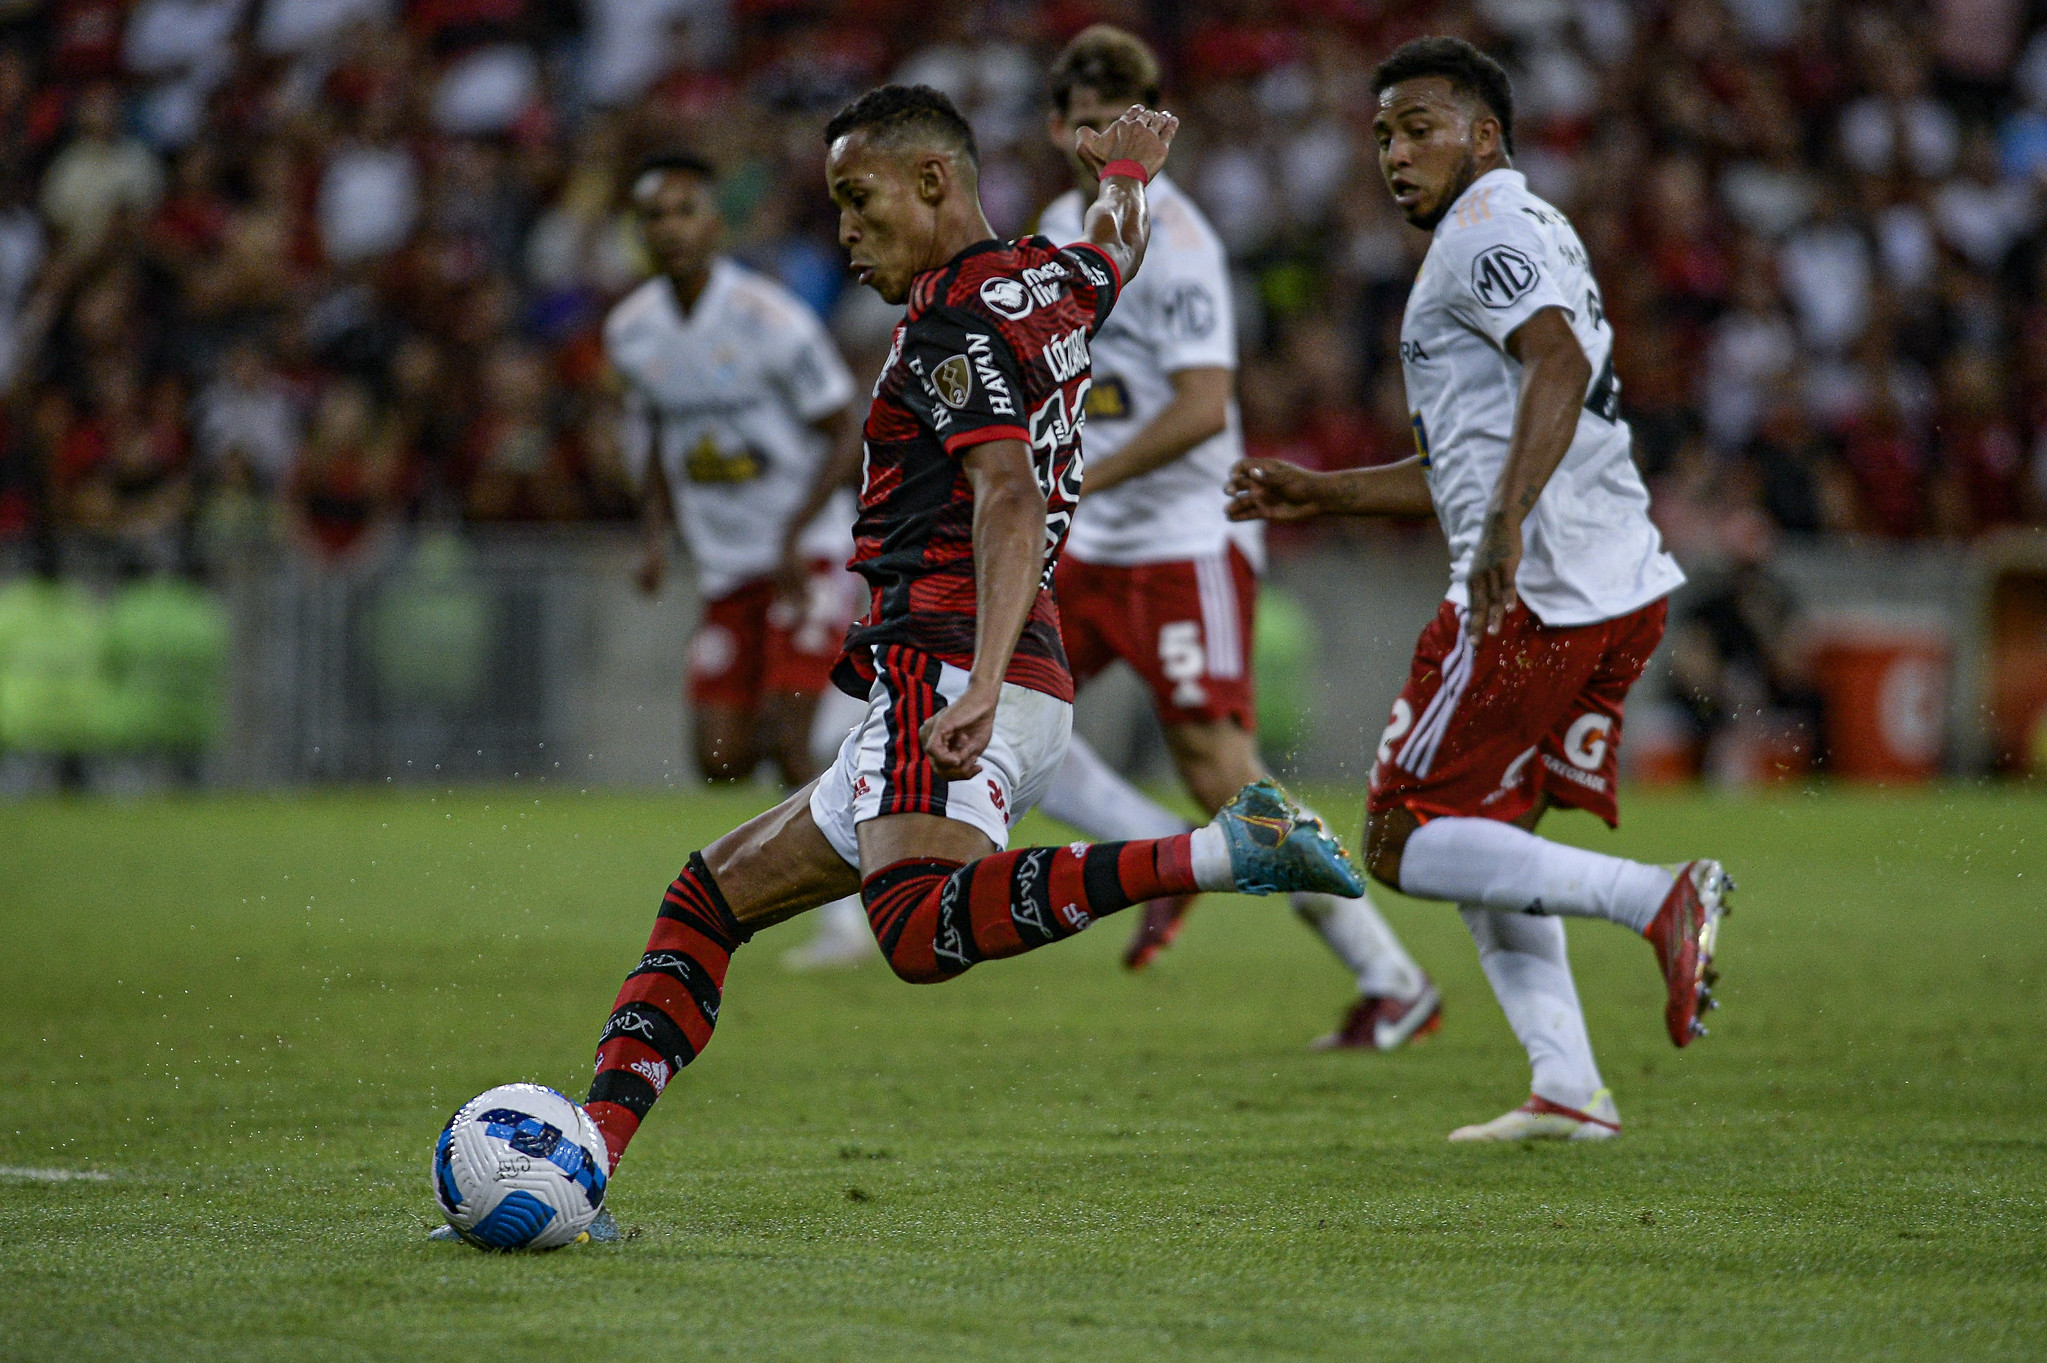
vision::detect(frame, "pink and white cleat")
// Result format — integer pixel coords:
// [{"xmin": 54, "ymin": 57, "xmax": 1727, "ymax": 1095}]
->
[
  {"xmin": 1121, "ymin": 895, "xmax": 1198, "ymax": 971},
  {"xmin": 1448, "ymin": 1090, "xmax": 1620, "ymax": 1142},
  {"xmin": 1310, "ymin": 980, "xmax": 1443, "ymax": 1051},
  {"xmin": 1644, "ymin": 860, "xmax": 1734, "ymax": 1048}
]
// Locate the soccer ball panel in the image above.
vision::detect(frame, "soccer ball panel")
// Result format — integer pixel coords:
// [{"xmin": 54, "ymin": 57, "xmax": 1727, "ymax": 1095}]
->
[{"xmin": 431, "ymin": 1083, "xmax": 607, "ymax": 1250}]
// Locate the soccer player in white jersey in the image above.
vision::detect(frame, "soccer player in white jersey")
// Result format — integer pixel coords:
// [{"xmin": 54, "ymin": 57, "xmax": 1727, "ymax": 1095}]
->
[
  {"xmin": 1228, "ymin": 37, "xmax": 1734, "ymax": 1140},
  {"xmin": 606, "ymin": 151, "xmax": 872, "ymax": 969},
  {"xmin": 1032, "ymin": 26, "xmax": 1439, "ymax": 1051}
]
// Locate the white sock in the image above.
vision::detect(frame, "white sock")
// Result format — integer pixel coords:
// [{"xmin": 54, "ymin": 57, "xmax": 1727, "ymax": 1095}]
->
[
  {"xmin": 1187, "ymin": 823, "xmax": 1235, "ymax": 891},
  {"xmin": 1292, "ymin": 891, "xmax": 1425, "ymax": 1001},
  {"xmin": 1037, "ymin": 733, "xmax": 1194, "ymax": 841},
  {"xmin": 815, "ymin": 894, "xmax": 868, "ymax": 941},
  {"xmin": 1400, "ymin": 817, "xmax": 1673, "ymax": 934},
  {"xmin": 1461, "ymin": 905, "xmax": 1606, "ymax": 1111}
]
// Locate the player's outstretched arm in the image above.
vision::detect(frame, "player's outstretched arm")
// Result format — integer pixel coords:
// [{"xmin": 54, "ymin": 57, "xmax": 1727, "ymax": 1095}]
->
[
  {"xmin": 1467, "ymin": 306, "xmax": 1593, "ymax": 641},
  {"xmin": 1075, "ymin": 106, "xmax": 1179, "ymax": 283},
  {"xmin": 919, "ymin": 439, "xmax": 1045, "ymax": 781},
  {"xmin": 1226, "ymin": 456, "xmax": 1435, "ymax": 522}
]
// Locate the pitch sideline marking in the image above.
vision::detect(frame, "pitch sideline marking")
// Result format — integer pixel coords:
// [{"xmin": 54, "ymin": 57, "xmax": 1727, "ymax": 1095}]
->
[{"xmin": 0, "ymin": 1166, "xmax": 115, "ymax": 1182}]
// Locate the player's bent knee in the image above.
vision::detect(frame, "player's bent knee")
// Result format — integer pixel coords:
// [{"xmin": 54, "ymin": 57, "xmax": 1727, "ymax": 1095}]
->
[
  {"xmin": 859, "ymin": 857, "xmax": 968, "ymax": 985},
  {"xmin": 1364, "ymin": 810, "xmax": 1413, "ymax": 891}
]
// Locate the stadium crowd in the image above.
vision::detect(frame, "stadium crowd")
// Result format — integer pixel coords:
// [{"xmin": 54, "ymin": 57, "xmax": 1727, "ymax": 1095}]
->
[{"xmin": 0, "ymin": 0, "xmax": 2041, "ymax": 575}]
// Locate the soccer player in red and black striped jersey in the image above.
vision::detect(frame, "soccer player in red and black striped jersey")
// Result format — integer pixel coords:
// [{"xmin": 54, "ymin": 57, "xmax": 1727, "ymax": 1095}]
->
[{"xmin": 576, "ymin": 85, "xmax": 1366, "ymax": 1189}]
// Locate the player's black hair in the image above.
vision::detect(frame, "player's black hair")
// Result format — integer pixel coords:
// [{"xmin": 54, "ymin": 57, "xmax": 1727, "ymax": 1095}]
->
[
  {"xmin": 1372, "ymin": 37, "xmax": 1515, "ymax": 156},
  {"xmin": 823, "ymin": 84, "xmax": 979, "ymax": 167},
  {"xmin": 1048, "ymin": 24, "xmax": 1162, "ymax": 114},
  {"xmin": 631, "ymin": 149, "xmax": 718, "ymax": 187}
]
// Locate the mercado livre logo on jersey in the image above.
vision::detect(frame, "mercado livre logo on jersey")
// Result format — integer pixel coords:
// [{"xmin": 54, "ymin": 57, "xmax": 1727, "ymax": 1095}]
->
[
  {"xmin": 933, "ymin": 354, "xmax": 973, "ymax": 409},
  {"xmin": 1471, "ymin": 244, "xmax": 1539, "ymax": 309}
]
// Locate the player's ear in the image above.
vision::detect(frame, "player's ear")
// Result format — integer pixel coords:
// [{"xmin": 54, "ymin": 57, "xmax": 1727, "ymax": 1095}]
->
[
  {"xmin": 917, "ymin": 153, "xmax": 949, "ymax": 206},
  {"xmin": 1473, "ymin": 111, "xmax": 1501, "ymax": 160}
]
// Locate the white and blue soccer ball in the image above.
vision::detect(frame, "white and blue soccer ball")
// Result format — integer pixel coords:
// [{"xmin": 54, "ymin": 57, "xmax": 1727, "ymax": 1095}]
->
[{"xmin": 432, "ymin": 1083, "xmax": 608, "ymax": 1250}]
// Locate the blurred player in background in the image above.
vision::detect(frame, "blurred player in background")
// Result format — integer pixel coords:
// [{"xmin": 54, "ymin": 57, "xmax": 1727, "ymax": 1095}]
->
[
  {"xmin": 1033, "ymin": 27, "xmax": 1439, "ymax": 1051},
  {"xmin": 606, "ymin": 151, "xmax": 873, "ymax": 971},
  {"xmin": 1230, "ymin": 39, "xmax": 1732, "ymax": 1141},
  {"xmin": 576, "ymin": 87, "xmax": 1365, "ymax": 1191}
]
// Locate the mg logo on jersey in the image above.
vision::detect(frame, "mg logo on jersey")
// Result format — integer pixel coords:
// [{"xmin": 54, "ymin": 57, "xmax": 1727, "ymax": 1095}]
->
[
  {"xmin": 933, "ymin": 354, "xmax": 972, "ymax": 409},
  {"xmin": 980, "ymin": 275, "xmax": 1033, "ymax": 320},
  {"xmin": 1562, "ymin": 713, "xmax": 1612, "ymax": 770},
  {"xmin": 1471, "ymin": 244, "xmax": 1539, "ymax": 309},
  {"xmin": 1162, "ymin": 282, "xmax": 1217, "ymax": 338}
]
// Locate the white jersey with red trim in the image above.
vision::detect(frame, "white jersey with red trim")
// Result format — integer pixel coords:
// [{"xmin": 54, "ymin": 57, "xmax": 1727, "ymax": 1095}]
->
[
  {"xmin": 1400, "ymin": 168, "xmax": 1684, "ymax": 626},
  {"xmin": 606, "ymin": 257, "xmax": 858, "ymax": 599},
  {"xmin": 1039, "ymin": 173, "xmax": 1261, "ymax": 568}
]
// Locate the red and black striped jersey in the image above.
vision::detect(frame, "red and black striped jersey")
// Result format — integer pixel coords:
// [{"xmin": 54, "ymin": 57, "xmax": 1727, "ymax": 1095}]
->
[{"xmin": 835, "ymin": 235, "xmax": 1122, "ymax": 702}]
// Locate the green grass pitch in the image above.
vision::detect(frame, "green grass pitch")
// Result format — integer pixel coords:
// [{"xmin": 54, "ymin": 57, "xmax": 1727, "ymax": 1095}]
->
[{"xmin": 2, "ymin": 784, "xmax": 2044, "ymax": 1360}]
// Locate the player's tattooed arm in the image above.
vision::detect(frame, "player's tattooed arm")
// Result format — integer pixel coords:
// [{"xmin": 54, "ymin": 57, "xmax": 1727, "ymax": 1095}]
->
[
  {"xmin": 1468, "ymin": 306, "xmax": 1593, "ymax": 641},
  {"xmin": 920, "ymin": 439, "xmax": 1046, "ymax": 780},
  {"xmin": 1075, "ymin": 106, "xmax": 1180, "ymax": 283},
  {"xmin": 1225, "ymin": 456, "xmax": 1434, "ymax": 522}
]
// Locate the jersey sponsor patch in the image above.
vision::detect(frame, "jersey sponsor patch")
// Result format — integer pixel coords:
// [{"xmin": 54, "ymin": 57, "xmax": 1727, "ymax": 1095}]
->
[
  {"xmin": 686, "ymin": 435, "xmax": 763, "ymax": 483},
  {"xmin": 1471, "ymin": 244, "xmax": 1539, "ymax": 309},
  {"xmin": 980, "ymin": 276, "xmax": 1033, "ymax": 320},
  {"xmin": 1162, "ymin": 282, "xmax": 1218, "ymax": 338},
  {"xmin": 933, "ymin": 354, "xmax": 973, "ymax": 409},
  {"xmin": 1085, "ymin": 375, "xmax": 1130, "ymax": 419}
]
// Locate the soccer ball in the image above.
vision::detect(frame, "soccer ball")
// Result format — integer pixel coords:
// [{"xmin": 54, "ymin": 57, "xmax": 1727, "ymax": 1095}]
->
[{"xmin": 432, "ymin": 1083, "xmax": 608, "ymax": 1249}]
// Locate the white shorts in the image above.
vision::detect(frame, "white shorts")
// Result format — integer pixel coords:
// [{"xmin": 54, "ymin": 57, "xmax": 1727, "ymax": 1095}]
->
[{"xmin": 809, "ymin": 652, "xmax": 1073, "ymax": 868}]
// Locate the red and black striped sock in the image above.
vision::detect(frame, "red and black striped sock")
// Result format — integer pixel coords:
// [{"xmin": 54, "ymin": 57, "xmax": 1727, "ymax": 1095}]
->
[
  {"xmin": 860, "ymin": 836, "xmax": 1197, "ymax": 983},
  {"xmin": 585, "ymin": 852, "xmax": 750, "ymax": 1174}
]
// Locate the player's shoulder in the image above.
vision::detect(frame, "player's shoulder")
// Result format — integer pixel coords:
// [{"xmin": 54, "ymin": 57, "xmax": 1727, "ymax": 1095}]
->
[
  {"xmin": 1432, "ymin": 172, "xmax": 1563, "ymax": 256},
  {"xmin": 914, "ymin": 237, "xmax": 1096, "ymax": 334},
  {"xmin": 1146, "ymin": 174, "xmax": 1226, "ymax": 262},
  {"xmin": 716, "ymin": 258, "xmax": 821, "ymax": 335},
  {"xmin": 1426, "ymin": 172, "xmax": 1573, "ymax": 302},
  {"xmin": 603, "ymin": 276, "xmax": 675, "ymax": 345}
]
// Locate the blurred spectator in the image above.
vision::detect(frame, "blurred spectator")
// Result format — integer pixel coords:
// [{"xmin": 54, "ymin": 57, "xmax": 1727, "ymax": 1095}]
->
[
  {"xmin": 40, "ymin": 81, "xmax": 163, "ymax": 251},
  {"xmin": 123, "ymin": 0, "xmax": 246, "ymax": 150},
  {"xmin": 289, "ymin": 378, "xmax": 398, "ymax": 559},
  {"xmin": 1665, "ymin": 508, "xmax": 1826, "ymax": 780},
  {"xmin": 459, "ymin": 342, "xmax": 580, "ymax": 521},
  {"xmin": 1933, "ymin": 126, "xmax": 2039, "ymax": 271},
  {"xmin": 0, "ymin": 0, "xmax": 2042, "ymax": 578},
  {"xmin": 194, "ymin": 339, "xmax": 301, "ymax": 490},
  {"xmin": 316, "ymin": 89, "xmax": 417, "ymax": 266}
]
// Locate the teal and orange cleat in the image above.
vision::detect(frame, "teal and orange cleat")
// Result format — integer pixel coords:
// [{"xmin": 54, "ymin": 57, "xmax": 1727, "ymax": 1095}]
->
[{"xmin": 1214, "ymin": 779, "xmax": 1367, "ymax": 898}]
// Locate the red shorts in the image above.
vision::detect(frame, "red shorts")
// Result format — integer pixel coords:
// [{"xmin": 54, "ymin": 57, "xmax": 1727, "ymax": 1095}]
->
[
  {"xmin": 688, "ymin": 563, "xmax": 857, "ymax": 711},
  {"xmin": 1055, "ymin": 543, "xmax": 1258, "ymax": 729},
  {"xmin": 1368, "ymin": 598, "xmax": 1668, "ymax": 828}
]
